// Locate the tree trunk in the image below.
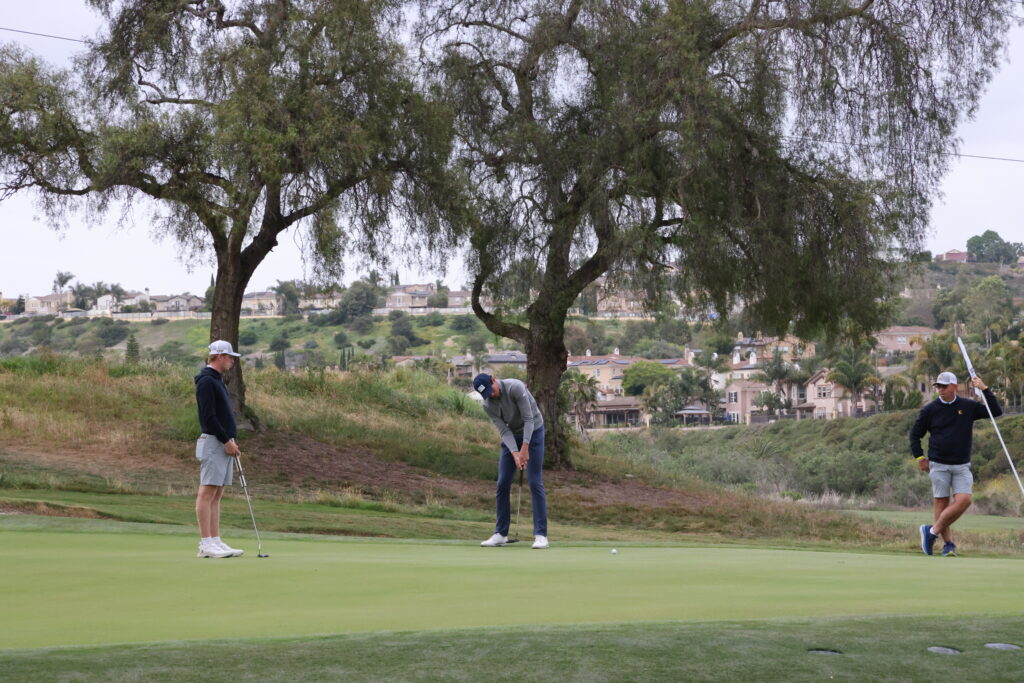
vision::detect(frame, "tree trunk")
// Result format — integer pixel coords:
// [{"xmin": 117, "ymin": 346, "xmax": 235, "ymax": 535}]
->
[
  {"xmin": 209, "ymin": 251, "xmax": 260, "ymax": 429},
  {"xmin": 524, "ymin": 309, "xmax": 572, "ymax": 469}
]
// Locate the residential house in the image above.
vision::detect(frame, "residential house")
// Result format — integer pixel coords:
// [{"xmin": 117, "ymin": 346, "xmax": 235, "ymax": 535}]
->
[
  {"xmin": 567, "ymin": 351, "xmax": 643, "ymax": 396},
  {"xmin": 448, "ymin": 354, "xmax": 477, "ymax": 380},
  {"xmin": 802, "ymin": 368, "xmax": 880, "ymax": 419},
  {"xmin": 25, "ymin": 292, "xmax": 74, "ymax": 315},
  {"xmin": 568, "ymin": 350, "xmax": 695, "ymax": 397},
  {"xmin": 721, "ymin": 378, "xmax": 774, "ymax": 424},
  {"xmin": 596, "ymin": 289, "xmax": 647, "ymax": 316},
  {"xmin": 734, "ymin": 332, "xmax": 815, "ymax": 364},
  {"xmin": 120, "ymin": 290, "xmax": 150, "ymax": 308},
  {"xmin": 161, "ymin": 294, "xmax": 203, "ymax": 312},
  {"xmin": 585, "ymin": 396, "xmax": 645, "ymax": 427},
  {"xmin": 483, "ymin": 350, "xmax": 528, "ymax": 375},
  {"xmin": 936, "ymin": 249, "xmax": 972, "ymax": 262},
  {"xmin": 385, "ymin": 284, "xmax": 436, "ymax": 309},
  {"xmin": 242, "ymin": 291, "xmax": 279, "ymax": 315},
  {"xmin": 92, "ymin": 294, "xmax": 117, "ymax": 314},
  {"xmin": 300, "ymin": 292, "xmax": 344, "ymax": 309},
  {"xmin": 874, "ymin": 326, "xmax": 940, "ymax": 354},
  {"xmin": 447, "ymin": 290, "xmax": 471, "ymax": 308}
]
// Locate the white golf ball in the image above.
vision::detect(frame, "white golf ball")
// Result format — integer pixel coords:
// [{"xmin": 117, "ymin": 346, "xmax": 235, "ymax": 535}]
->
[{"xmin": 611, "ymin": 549, "xmax": 618, "ymax": 555}]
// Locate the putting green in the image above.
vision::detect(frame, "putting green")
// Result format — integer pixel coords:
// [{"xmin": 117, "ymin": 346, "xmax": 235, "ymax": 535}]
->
[{"xmin": 3, "ymin": 526, "xmax": 1023, "ymax": 650}]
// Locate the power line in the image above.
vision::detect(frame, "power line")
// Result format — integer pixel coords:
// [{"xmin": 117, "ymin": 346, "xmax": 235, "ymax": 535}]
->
[
  {"xmin": 783, "ymin": 135, "xmax": 1024, "ymax": 164},
  {"xmin": 0, "ymin": 26, "xmax": 87, "ymax": 44}
]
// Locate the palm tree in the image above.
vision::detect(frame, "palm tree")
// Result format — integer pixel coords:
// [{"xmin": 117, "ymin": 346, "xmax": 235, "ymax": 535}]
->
[
  {"xmin": 752, "ymin": 349, "xmax": 798, "ymax": 412},
  {"xmin": 52, "ymin": 271, "xmax": 74, "ymax": 311},
  {"xmin": 826, "ymin": 359, "xmax": 881, "ymax": 416},
  {"xmin": 71, "ymin": 282, "xmax": 95, "ymax": 310},
  {"xmin": 108, "ymin": 283, "xmax": 127, "ymax": 313},
  {"xmin": 561, "ymin": 370, "xmax": 598, "ymax": 438},
  {"xmin": 910, "ymin": 333, "xmax": 963, "ymax": 390}
]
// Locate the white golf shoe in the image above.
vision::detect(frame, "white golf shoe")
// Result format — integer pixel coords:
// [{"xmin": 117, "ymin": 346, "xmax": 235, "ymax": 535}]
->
[
  {"xmin": 480, "ymin": 533, "xmax": 508, "ymax": 547},
  {"xmin": 532, "ymin": 535, "xmax": 549, "ymax": 549},
  {"xmin": 216, "ymin": 540, "xmax": 244, "ymax": 557},
  {"xmin": 197, "ymin": 541, "xmax": 233, "ymax": 559}
]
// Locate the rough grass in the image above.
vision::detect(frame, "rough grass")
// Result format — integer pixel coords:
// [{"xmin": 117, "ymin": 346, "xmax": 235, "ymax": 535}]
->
[{"xmin": 0, "ymin": 355, "xmax": 1011, "ymax": 551}]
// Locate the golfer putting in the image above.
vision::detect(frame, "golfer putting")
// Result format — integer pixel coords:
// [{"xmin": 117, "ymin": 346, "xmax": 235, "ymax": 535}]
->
[
  {"xmin": 194, "ymin": 340, "xmax": 245, "ymax": 559},
  {"xmin": 910, "ymin": 371, "xmax": 1001, "ymax": 557},
  {"xmin": 473, "ymin": 373, "xmax": 549, "ymax": 549}
]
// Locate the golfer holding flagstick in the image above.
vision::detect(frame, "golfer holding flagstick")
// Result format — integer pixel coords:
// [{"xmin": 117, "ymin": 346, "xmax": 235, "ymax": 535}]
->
[
  {"xmin": 474, "ymin": 373, "xmax": 549, "ymax": 549},
  {"xmin": 194, "ymin": 340, "xmax": 245, "ymax": 559},
  {"xmin": 910, "ymin": 367, "xmax": 1001, "ymax": 557}
]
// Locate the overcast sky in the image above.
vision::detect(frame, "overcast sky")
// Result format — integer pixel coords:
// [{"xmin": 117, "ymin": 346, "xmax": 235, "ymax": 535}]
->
[{"xmin": 1, "ymin": 3, "xmax": 1022, "ymax": 300}]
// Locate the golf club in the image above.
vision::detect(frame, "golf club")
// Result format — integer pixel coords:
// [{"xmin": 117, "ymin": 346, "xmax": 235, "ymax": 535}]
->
[
  {"xmin": 506, "ymin": 469, "xmax": 524, "ymax": 544},
  {"xmin": 234, "ymin": 456, "xmax": 269, "ymax": 557},
  {"xmin": 957, "ymin": 337, "xmax": 1024, "ymax": 498}
]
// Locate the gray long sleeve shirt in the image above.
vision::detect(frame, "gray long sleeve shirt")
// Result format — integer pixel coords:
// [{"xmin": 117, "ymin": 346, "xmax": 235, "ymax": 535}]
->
[{"xmin": 482, "ymin": 379, "xmax": 545, "ymax": 453}]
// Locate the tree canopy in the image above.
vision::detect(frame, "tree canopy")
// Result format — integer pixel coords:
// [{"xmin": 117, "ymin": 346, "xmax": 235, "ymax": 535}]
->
[
  {"xmin": 418, "ymin": 0, "xmax": 1012, "ymax": 464},
  {"xmin": 967, "ymin": 230, "xmax": 1020, "ymax": 264},
  {"xmin": 0, "ymin": 0, "xmax": 453, "ymax": 414}
]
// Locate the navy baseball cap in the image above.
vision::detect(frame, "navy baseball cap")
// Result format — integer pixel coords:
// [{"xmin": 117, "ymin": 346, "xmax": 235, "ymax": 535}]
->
[{"xmin": 473, "ymin": 373, "xmax": 494, "ymax": 399}]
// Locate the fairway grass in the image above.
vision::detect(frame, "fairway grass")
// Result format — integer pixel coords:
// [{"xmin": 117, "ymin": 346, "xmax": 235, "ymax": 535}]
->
[
  {"xmin": 846, "ymin": 508, "xmax": 1024, "ymax": 533},
  {"xmin": 2, "ymin": 617, "xmax": 1023, "ymax": 682}
]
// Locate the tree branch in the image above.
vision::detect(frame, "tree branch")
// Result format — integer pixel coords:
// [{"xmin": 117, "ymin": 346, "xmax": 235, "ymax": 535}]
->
[{"xmin": 712, "ymin": 0, "xmax": 876, "ymax": 51}]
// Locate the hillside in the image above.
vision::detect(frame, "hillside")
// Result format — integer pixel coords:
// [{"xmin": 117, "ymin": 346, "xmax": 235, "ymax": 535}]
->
[
  {"xmin": 0, "ymin": 355, "xmax": 920, "ymax": 548},
  {"xmin": 592, "ymin": 413, "xmax": 1024, "ymax": 516}
]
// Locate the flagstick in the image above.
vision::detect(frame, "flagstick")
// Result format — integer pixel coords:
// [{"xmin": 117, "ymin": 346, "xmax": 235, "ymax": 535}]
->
[{"xmin": 957, "ymin": 337, "xmax": 1024, "ymax": 498}]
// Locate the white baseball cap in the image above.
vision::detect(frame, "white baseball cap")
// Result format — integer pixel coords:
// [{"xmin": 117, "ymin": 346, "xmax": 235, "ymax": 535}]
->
[
  {"xmin": 933, "ymin": 371, "xmax": 957, "ymax": 386},
  {"xmin": 208, "ymin": 340, "xmax": 241, "ymax": 357}
]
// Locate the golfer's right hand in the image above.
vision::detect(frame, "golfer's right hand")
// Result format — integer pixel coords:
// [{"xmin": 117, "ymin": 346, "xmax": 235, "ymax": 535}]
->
[
  {"xmin": 226, "ymin": 439, "xmax": 241, "ymax": 457},
  {"xmin": 917, "ymin": 458, "xmax": 929, "ymax": 472}
]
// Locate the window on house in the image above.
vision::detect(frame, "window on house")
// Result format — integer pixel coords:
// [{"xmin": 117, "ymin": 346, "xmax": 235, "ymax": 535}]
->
[
  {"xmin": 897, "ymin": 336, "xmax": 907, "ymax": 344},
  {"xmin": 727, "ymin": 391, "xmax": 738, "ymax": 403},
  {"xmin": 816, "ymin": 385, "xmax": 832, "ymax": 399}
]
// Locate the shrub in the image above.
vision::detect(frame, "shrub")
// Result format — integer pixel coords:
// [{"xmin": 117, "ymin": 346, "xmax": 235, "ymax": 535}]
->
[
  {"xmin": 417, "ymin": 312, "xmax": 446, "ymax": 327},
  {"xmin": 348, "ymin": 315, "xmax": 376, "ymax": 334},
  {"xmin": 150, "ymin": 318, "xmax": 170, "ymax": 325},
  {"xmin": 450, "ymin": 315, "xmax": 480, "ymax": 332},
  {"xmin": 96, "ymin": 323, "xmax": 130, "ymax": 347},
  {"xmin": 238, "ymin": 329, "xmax": 259, "ymax": 345}
]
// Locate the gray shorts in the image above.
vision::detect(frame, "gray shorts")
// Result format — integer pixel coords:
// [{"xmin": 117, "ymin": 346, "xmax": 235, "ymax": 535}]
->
[
  {"xmin": 196, "ymin": 434, "xmax": 234, "ymax": 487},
  {"xmin": 929, "ymin": 462, "xmax": 973, "ymax": 498}
]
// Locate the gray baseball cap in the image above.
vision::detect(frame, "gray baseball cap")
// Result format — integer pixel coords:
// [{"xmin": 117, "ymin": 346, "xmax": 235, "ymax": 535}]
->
[
  {"xmin": 933, "ymin": 371, "xmax": 957, "ymax": 386},
  {"xmin": 208, "ymin": 340, "xmax": 241, "ymax": 357}
]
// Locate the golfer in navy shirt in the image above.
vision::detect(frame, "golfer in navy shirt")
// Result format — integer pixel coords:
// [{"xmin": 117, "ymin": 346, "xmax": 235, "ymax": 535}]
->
[
  {"xmin": 910, "ymin": 371, "xmax": 1001, "ymax": 556},
  {"xmin": 194, "ymin": 340, "xmax": 245, "ymax": 559}
]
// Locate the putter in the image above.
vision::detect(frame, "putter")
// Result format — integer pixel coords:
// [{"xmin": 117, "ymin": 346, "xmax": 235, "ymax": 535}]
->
[
  {"xmin": 234, "ymin": 457, "xmax": 269, "ymax": 557},
  {"xmin": 958, "ymin": 337, "xmax": 1024, "ymax": 498},
  {"xmin": 506, "ymin": 469, "xmax": 524, "ymax": 544}
]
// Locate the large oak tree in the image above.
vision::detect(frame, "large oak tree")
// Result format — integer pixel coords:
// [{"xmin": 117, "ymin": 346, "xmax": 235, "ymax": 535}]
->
[
  {"xmin": 418, "ymin": 0, "xmax": 1012, "ymax": 466},
  {"xmin": 0, "ymin": 0, "xmax": 452, "ymax": 417}
]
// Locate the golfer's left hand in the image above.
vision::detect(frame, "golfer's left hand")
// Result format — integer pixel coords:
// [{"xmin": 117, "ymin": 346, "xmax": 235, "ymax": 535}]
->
[
  {"xmin": 971, "ymin": 376, "xmax": 988, "ymax": 391},
  {"xmin": 515, "ymin": 449, "xmax": 529, "ymax": 470}
]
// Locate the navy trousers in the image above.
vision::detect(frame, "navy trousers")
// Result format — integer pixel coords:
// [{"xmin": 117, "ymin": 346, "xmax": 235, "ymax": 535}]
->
[{"xmin": 494, "ymin": 426, "xmax": 547, "ymax": 537}]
